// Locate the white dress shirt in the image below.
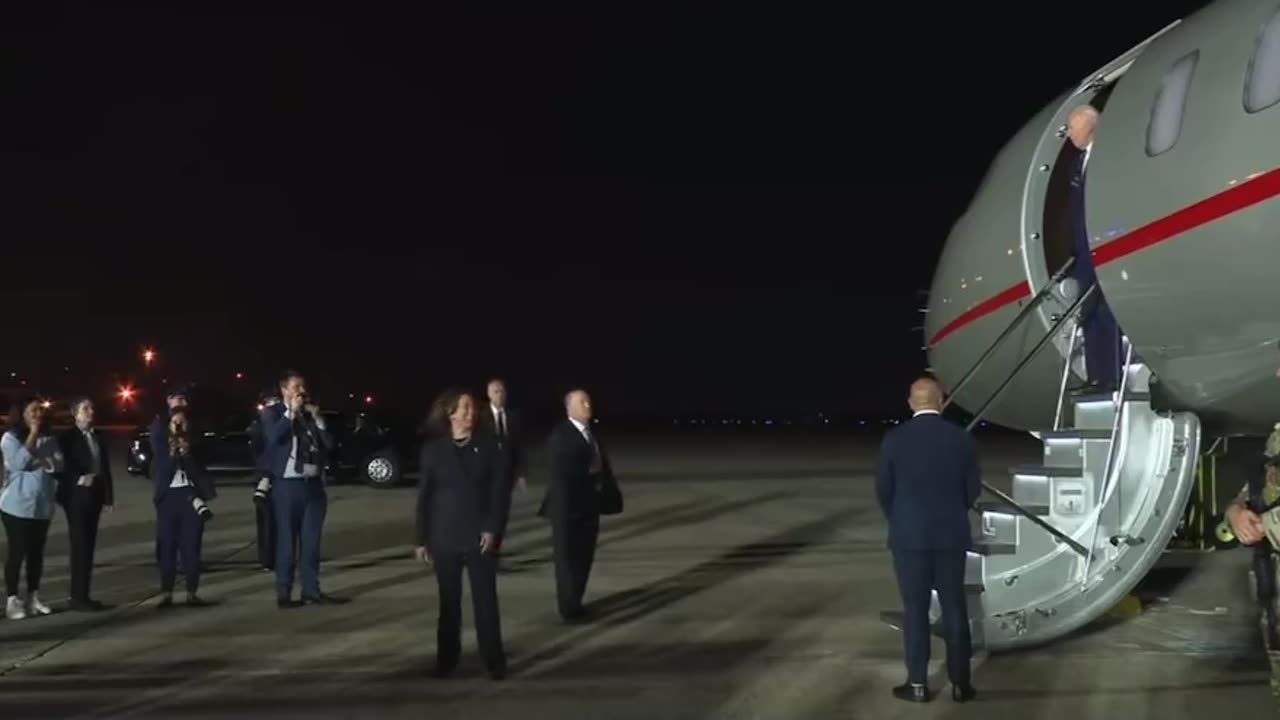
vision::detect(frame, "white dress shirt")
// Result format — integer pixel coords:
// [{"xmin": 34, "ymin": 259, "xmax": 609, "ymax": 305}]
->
[
  {"xmin": 569, "ymin": 417, "xmax": 602, "ymax": 474},
  {"xmin": 912, "ymin": 409, "xmax": 941, "ymax": 418}
]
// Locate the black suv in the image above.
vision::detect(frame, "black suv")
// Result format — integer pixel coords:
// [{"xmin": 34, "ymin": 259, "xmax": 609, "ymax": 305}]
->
[{"xmin": 127, "ymin": 405, "xmax": 422, "ymax": 488}]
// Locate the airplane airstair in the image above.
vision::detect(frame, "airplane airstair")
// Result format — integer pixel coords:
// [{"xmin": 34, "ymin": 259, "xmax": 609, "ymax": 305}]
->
[{"xmin": 884, "ymin": 261, "xmax": 1202, "ymax": 651}]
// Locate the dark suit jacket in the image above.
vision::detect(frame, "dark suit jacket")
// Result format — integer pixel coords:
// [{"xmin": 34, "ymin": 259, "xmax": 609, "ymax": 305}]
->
[
  {"xmin": 258, "ymin": 403, "xmax": 334, "ymax": 479},
  {"xmin": 148, "ymin": 417, "xmax": 216, "ymax": 505},
  {"xmin": 538, "ymin": 419, "xmax": 618, "ymax": 521},
  {"xmin": 416, "ymin": 435, "xmax": 512, "ymax": 553},
  {"xmin": 875, "ymin": 412, "xmax": 980, "ymax": 551},
  {"xmin": 475, "ymin": 403, "xmax": 526, "ymax": 478},
  {"xmin": 57, "ymin": 427, "xmax": 114, "ymax": 507}
]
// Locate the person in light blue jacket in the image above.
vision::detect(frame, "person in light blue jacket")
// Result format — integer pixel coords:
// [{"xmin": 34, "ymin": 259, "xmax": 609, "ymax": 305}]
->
[{"xmin": 1, "ymin": 396, "xmax": 63, "ymax": 620}]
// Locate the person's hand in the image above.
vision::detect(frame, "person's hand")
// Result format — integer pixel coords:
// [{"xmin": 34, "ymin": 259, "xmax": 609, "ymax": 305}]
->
[
  {"xmin": 1228, "ymin": 503, "xmax": 1266, "ymax": 545},
  {"xmin": 480, "ymin": 532, "xmax": 498, "ymax": 554},
  {"xmin": 414, "ymin": 546, "xmax": 432, "ymax": 564},
  {"xmin": 305, "ymin": 403, "xmax": 321, "ymax": 419},
  {"xmin": 79, "ymin": 475, "xmax": 95, "ymax": 487}
]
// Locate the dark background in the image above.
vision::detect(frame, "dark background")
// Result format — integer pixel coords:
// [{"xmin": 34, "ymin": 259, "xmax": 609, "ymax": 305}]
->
[{"xmin": 0, "ymin": 4, "xmax": 1212, "ymax": 426}]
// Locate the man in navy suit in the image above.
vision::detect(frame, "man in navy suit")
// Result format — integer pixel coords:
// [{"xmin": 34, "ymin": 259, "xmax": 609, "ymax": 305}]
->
[
  {"xmin": 875, "ymin": 376, "xmax": 980, "ymax": 703},
  {"xmin": 1066, "ymin": 104, "xmax": 1122, "ymax": 392},
  {"xmin": 260, "ymin": 370, "xmax": 343, "ymax": 608}
]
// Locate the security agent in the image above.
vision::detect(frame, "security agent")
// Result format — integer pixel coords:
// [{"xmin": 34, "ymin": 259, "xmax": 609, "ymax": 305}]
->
[
  {"xmin": 151, "ymin": 408, "xmax": 216, "ymax": 608},
  {"xmin": 875, "ymin": 376, "xmax": 979, "ymax": 703},
  {"xmin": 57, "ymin": 397, "xmax": 114, "ymax": 611},
  {"xmin": 248, "ymin": 389, "xmax": 280, "ymax": 572},
  {"xmin": 260, "ymin": 370, "xmax": 345, "ymax": 608}
]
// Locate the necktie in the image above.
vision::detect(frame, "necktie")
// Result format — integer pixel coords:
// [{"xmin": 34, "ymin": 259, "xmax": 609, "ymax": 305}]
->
[{"xmin": 497, "ymin": 411, "xmax": 506, "ymax": 439}]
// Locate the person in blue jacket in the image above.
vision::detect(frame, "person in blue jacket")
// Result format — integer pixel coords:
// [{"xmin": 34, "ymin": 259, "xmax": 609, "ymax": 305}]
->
[
  {"xmin": 1, "ymin": 396, "xmax": 63, "ymax": 620},
  {"xmin": 151, "ymin": 407, "xmax": 216, "ymax": 608}
]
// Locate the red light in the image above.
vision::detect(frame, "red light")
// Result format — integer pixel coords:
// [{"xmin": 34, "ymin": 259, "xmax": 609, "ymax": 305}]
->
[
  {"xmin": 118, "ymin": 386, "xmax": 135, "ymax": 402},
  {"xmin": 364, "ymin": 395, "xmax": 373, "ymax": 405},
  {"xmin": 142, "ymin": 348, "xmax": 155, "ymax": 366},
  {"xmin": 235, "ymin": 372, "xmax": 244, "ymax": 380}
]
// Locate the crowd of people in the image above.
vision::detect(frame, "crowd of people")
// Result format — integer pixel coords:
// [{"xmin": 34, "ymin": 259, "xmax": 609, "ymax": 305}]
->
[{"xmin": 0, "ymin": 372, "xmax": 622, "ymax": 682}]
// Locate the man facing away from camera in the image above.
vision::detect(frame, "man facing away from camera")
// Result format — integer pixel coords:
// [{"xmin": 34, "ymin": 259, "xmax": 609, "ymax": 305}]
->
[{"xmin": 875, "ymin": 376, "xmax": 980, "ymax": 704}]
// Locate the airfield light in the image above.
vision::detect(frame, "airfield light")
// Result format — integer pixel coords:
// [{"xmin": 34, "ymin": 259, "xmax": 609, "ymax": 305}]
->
[
  {"xmin": 39, "ymin": 400, "xmax": 51, "ymax": 409},
  {"xmin": 364, "ymin": 395, "xmax": 374, "ymax": 405},
  {"xmin": 235, "ymin": 372, "xmax": 244, "ymax": 380},
  {"xmin": 118, "ymin": 385, "xmax": 136, "ymax": 403},
  {"xmin": 142, "ymin": 348, "xmax": 156, "ymax": 366}
]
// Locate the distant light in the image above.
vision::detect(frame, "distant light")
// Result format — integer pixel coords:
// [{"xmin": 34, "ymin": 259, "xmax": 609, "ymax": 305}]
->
[
  {"xmin": 118, "ymin": 385, "xmax": 136, "ymax": 402},
  {"xmin": 349, "ymin": 393, "xmax": 355, "ymax": 399},
  {"xmin": 39, "ymin": 400, "xmax": 51, "ymax": 409},
  {"xmin": 364, "ymin": 395, "xmax": 374, "ymax": 404},
  {"xmin": 256, "ymin": 403, "xmax": 264, "ymax": 412},
  {"xmin": 765, "ymin": 419, "xmax": 773, "ymax": 426},
  {"xmin": 235, "ymin": 372, "xmax": 244, "ymax": 380},
  {"xmin": 142, "ymin": 348, "xmax": 155, "ymax": 366}
]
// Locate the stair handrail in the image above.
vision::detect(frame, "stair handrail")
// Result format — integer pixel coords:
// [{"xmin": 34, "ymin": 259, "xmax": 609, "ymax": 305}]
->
[
  {"xmin": 942, "ymin": 256, "xmax": 1076, "ymax": 411},
  {"xmin": 1053, "ymin": 324, "xmax": 1081, "ymax": 431},
  {"xmin": 1080, "ymin": 337, "xmax": 1135, "ymax": 588},
  {"xmin": 963, "ymin": 283, "xmax": 1098, "ymax": 558}
]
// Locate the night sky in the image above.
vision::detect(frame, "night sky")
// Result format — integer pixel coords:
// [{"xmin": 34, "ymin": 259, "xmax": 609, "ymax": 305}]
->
[{"xmin": 1, "ymin": 4, "xmax": 1212, "ymax": 421}]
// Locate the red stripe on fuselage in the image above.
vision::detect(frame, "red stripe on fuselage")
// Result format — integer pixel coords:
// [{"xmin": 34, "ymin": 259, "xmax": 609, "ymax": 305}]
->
[{"xmin": 928, "ymin": 166, "xmax": 1280, "ymax": 347}]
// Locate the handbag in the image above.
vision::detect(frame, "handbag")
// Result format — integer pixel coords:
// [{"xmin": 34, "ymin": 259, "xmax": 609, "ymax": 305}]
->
[{"xmin": 597, "ymin": 478, "xmax": 623, "ymax": 516}]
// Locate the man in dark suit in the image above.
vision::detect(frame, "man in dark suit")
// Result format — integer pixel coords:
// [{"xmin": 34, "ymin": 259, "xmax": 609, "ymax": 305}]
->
[
  {"xmin": 1066, "ymin": 103, "xmax": 1122, "ymax": 392},
  {"xmin": 476, "ymin": 378, "xmax": 527, "ymax": 494},
  {"xmin": 538, "ymin": 388, "xmax": 622, "ymax": 621},
  {"xmin": 57, "ymin": 398, "xmax": 113, "ymax": 611},
  {"xmin": 260, "ymin": 370, "xmax": 342, "ymax": 608},
  {"xmin": 875, "ymin": 376, "xmax": 980, "ymax": 703}
]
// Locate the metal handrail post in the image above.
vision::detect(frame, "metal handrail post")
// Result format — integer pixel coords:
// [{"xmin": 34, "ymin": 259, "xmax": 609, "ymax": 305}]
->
[
  {"xmin": 1053, "ymin": 323, "xmax": 1080, "ymax": 431},
  {"xmin": 1080, "ymin": 339, "xmax": 1135, "ymax": 589}
]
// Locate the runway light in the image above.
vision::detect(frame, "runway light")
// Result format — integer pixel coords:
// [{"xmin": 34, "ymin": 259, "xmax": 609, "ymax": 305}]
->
[
  {"xmin": 142, "ymin": 348, "xmax": 155, "ymax": 366},
  {"xmin": 364, "ymin": 395, "xmax": 374, "ymax": 405},
  {"xmin": 117, "ymin": 385, "xmax": 135, "ymax": 403},
  {"xmin": 235, "ymin": 372, "xmax": 244, "ymax": 380},
  {"xmin": 39, "ymin": 400, "xmax": 51, "ymax": 409}
]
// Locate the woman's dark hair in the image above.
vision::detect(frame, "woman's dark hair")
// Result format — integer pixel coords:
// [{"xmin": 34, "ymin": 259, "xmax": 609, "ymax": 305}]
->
[
  {"xmin": 8, "ymin": 395, "xmax": 47, "ymax": 438},
  {"xmin": 425, "ymin": 387, "xmax": 473, "ymax": 437}
]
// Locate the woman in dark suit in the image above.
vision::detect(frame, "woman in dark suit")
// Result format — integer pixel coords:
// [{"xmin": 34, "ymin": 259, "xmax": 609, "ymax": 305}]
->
[
  {"xmin": 152, "ymin": 409, "xmax": 216, "ymax": 608},
  {"xmin": 415, "ymin": 387, "xmax": 512, "ymax": 680}
]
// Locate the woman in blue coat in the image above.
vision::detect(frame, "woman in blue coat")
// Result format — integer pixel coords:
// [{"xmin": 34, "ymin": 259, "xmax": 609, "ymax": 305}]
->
[{"xmin": 1, "ymin": 397, "xmax": 63, "ymax": 620}]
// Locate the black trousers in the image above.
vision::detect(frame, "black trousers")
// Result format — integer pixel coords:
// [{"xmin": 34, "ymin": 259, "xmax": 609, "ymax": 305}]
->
[
  {"xmin": 433, "ymin": 549, "xmax": 505, "ymax": 670},
  {"xmin": 66, "ymin": 489, "xmax": 105, "ymax": 602},
  {"xmin": 157, "ymin": 488, "xmax": 204, "ymax": 594},
  {"xmin": 891, "ymin": 548, "xmax": 972, "ymax": 686},
  {"xmin": 254, "ymin": 492, "xmax": 276, "ymax": 571},
  {"xmin": 550, "ymin": 513, "xmax": 599, "ymax": 619},
  {"xmin": 1, "ymin": 511, "xmax": 51, "ymax": 597}
]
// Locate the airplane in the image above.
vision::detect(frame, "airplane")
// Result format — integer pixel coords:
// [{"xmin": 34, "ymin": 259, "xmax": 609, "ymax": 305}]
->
[{"xmin": 908, "ymin": 0, "xmax": 1280, "ymax": 653}]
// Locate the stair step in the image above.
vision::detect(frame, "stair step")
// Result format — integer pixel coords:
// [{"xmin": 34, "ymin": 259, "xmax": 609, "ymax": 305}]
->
[
  {"xmin": 1011, "ymin": 464, "xmax": 1083, "ymax": 478},
  {"xmin": 975, "ymin": 499, "xmax": 1049, "ymax": 516},
  {"xmin": 972, "ymin": 540, "xmax": 1017, "ymax": 555},
  {"xmin": 1038, "ymin": 429, "xmax": 1112, "ymax": 441},
  {"xmin": 1074, "ymin": 391, "xmax": 1150, "ymax": 405}
]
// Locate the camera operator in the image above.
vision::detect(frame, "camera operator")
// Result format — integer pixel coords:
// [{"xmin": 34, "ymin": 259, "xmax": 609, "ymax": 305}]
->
[
  {"xmin": 248, "ymin": 389, "xmax": 279, "ymax": 573},
  {"xmin": 151, "ymin": 407, "xmax": 215, "ymax": 608},
  {"xmin": 260, "ymin": 370, "xmax": 344, "ymax": 608}
]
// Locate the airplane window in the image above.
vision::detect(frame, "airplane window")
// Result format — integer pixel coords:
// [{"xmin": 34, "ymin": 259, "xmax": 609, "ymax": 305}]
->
[
  {"xmin": 1145, "ymin": 50, "xmax": 1199, "ymax": 157},
  {"xmin": 1245, "ymin": 10, "xmax": 1280, "ymax": 113}
]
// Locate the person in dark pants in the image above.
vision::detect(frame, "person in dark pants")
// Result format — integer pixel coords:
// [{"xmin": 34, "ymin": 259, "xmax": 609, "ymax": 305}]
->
[
  {"xmin": 57, "ymin": 398, "xmax": 114, "ymax": 611},
  {"xmin": 260, "ymin": 369, "xmax": 342, "ymax": 608},
  {"xmin": 476, "ymin": 378, "xmax": 527, "ymax": 495},
  {"xmin": 537, "ymin": 388, "xmax": 622, "ymax": 622},
  {"xmin": 1, "ymin": 397, "xmax": 62, "ymax": 620},
  {"xmin": 248, "ymin": 390, "xmax": 279, "ymax": 573},
  {"xmin": 415, "ymin": 388, "xmax": 512, "ymax": 680},
  {"xmin": 150, "ymin": 387, "xmax": 190, "ymax": 568},
  {"xmin": 1066, "ymin": 103, "xmax": 1122, "ymax": 392},
  {"xmin": 151, "ymin": 409, "xmax": 216, "ymax": 608},
  {"xmin": 875, "ymin": 376, "xmax": 980, "ymax": 704}
]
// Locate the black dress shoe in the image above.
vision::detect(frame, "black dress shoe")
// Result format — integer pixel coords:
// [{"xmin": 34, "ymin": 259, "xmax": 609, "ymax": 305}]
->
[
  {"xmin": 432, "ymin": 660, "xmax": 457, "ymax": 678},
  {"xmin": 488, "ymin": 664, "xmax": 507, "ymax": 682},
  {"xmin": 952, "ymin": 684, "xmax": 977, "ymax": 702},
  {"xmin": 892, "ymin": 683, "xmax": 931, "ymax": 702},
  {"xmin": 277, "ymin": 597, "xmax": 300, "ymax": 609}
]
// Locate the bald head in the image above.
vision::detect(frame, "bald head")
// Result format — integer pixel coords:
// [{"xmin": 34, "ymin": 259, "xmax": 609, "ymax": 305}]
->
[
  {"xmin": 1066, "ymin": 105, "xmax": 1098, "ymax": 150},
  {"xmin": 565, "ymin": 388, "xmax": 593, "ymax": 424},
  {"xmin": 908, "ymin": 377, "xmax": 944, "ymax": 413}
]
